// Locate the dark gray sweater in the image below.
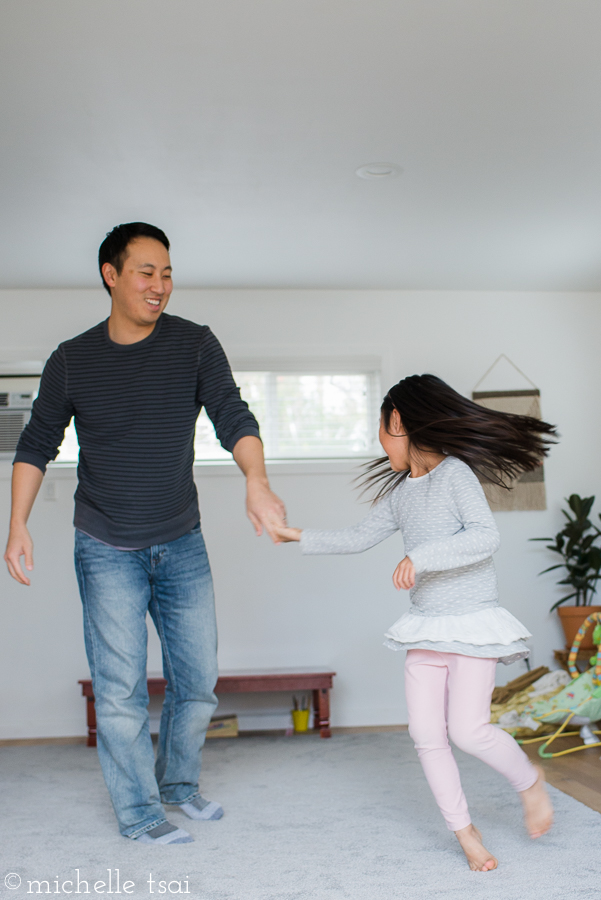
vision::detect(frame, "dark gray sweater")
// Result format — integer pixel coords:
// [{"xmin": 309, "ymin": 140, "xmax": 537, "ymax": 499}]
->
[{"xmin": 14, "ymin": 313, "xmax": 260, "ymax": 548}]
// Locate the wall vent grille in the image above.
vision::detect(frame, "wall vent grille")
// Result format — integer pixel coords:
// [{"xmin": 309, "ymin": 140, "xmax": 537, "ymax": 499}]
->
[{"xmin": 0, "ymin": 411, "xmax": 29, "ymax": 453}]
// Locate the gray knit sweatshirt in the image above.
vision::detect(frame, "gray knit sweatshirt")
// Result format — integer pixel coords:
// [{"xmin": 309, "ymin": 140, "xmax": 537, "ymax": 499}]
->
[{"xmin": 300, "ymin": 456, "xmax": 530, "ymax": 661}]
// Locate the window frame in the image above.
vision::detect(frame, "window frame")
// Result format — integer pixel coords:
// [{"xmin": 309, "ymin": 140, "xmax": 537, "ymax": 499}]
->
[{"xmin": 195, "ymin": 357, "xmax": 382, "ymax": 464}]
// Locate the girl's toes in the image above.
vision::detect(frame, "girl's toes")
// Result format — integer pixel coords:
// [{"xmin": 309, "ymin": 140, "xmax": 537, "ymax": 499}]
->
[{"xmin": 455, "ymin": 825, "xmax": 498, "ymax": 872}]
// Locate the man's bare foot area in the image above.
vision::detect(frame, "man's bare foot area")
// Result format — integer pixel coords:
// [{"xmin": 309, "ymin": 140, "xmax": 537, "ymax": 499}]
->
[
  {"xmin": 520, "ymin": 765, "xmax": 554, "ymax": 838},
  {"xmin": 454, "ymin": 824, "xmax": 498, "ymax": 872}
]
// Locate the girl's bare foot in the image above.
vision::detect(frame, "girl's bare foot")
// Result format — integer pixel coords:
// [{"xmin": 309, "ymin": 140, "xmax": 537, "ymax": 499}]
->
[
  {"xmin": 454, "ymin": 824, "xmax": 498, "ymax": 872},
  {"xmin": 520, "ymin": 765, "xmax": 553, "ymax": 838}
]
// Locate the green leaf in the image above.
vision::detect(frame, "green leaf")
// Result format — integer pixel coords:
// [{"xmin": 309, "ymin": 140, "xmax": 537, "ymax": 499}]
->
[
  {"xmin": 583, "ymin": 497, "xmax": 596, "ymax": 517},
  {"xmin": 532, "ymin": 494, "xmax": 601, "ymax": 611},
  {"xmin": 550, "ymin": 593, "xmax": 578, "ymax": 611},
  {"xmin": 538, "ymin": 565, "xmax": 564, "ymax": 575}
]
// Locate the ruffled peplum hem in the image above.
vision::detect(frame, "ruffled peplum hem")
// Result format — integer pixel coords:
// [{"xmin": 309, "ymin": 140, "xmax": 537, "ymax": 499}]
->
[{"xmin": 384, "ymin": 606, "xmax": 531, "ymax": 664}]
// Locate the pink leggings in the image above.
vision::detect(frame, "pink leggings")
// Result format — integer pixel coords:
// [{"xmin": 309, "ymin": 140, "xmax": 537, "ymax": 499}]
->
[{"xmin": 405, "ymin": 649, "xmax": 537, "ymax": 831}]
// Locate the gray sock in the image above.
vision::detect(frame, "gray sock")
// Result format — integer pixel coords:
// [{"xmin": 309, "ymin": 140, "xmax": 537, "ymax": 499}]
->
[
  {"xmin": 135, "ymin": 821, "xmax": 194, "ymax": 844},
  {"xmin": 178, "ymin": 796, "xmax": 224, "ymax": 821}
]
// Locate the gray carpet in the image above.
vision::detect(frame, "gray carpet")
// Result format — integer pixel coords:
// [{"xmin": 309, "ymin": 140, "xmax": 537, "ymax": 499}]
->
[{"xmin": 0, "ymin": 733, "xmax": 599, "ymax": 900}]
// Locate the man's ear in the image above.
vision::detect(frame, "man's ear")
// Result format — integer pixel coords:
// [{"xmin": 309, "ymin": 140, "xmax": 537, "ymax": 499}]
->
[{"xmin": 102, "ymin": 262, "xmax": 117, "ymax": 289}]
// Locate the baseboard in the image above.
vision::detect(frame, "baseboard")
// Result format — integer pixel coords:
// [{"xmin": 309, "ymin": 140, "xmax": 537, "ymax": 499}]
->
[
  {"xmin": 231, "ymin": 725, "xmax": 409, "ymax": 737},
  {"xmin": 331, "ymin": 725, "xmax": 409, "ymax": 734},
  {"xmin": 0, "ymin": 736, "xmax": 87, "ymax": 747},
  {"xmin": 0, "ymin": 725, "xmax": 409, "ymax": 746}
]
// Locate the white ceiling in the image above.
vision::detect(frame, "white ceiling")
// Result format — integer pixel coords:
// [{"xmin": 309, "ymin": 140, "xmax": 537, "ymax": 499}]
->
[{"xmin": 2, "ymin": 0, "xmax": 601, "ymax": 290}]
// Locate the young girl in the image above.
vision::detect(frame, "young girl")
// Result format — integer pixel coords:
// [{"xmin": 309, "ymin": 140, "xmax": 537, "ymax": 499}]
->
[{"xmin": 275, "ymin": 374, "xmax": 557, "ymax": 872}]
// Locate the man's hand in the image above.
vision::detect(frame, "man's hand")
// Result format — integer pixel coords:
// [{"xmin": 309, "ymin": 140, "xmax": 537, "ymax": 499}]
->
[
  {"xmin": 246, "ymin": 479, "xmax": 287, "ymax": 544},
  {"xmin": 232, "ymin": 436, "xmax": 288, "ymax": 544},
  {"xmin": 4, "ymin": 523, "xmax": 34, "ymax": 586},
  {"xmin": 393, "ymin": 556, "xmax": 415, "ymax": 591},
  {"xmin": 4, "ymin": 462, "xmax": 43, "ymax": 585}
]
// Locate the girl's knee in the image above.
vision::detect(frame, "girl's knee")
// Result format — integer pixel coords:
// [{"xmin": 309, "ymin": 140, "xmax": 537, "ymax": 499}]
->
[
  {"xmin": 409, "ymin": 721, "xmax": 449, "ymax": 752},
  {"xmin": 448, "ymin": 723, "xmax": 491, "ymax": 755}
]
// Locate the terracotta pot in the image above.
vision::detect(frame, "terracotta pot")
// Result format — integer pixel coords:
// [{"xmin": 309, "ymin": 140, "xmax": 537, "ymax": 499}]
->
[{"xmin": 557, "ymin": 605, "xmax": 601, "ymax": 651}]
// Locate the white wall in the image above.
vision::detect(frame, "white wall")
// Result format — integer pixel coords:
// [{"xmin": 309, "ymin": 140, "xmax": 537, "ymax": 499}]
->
[{"xmin": 0, "ymin": 289, "xmax": 599, "ymax": 739}]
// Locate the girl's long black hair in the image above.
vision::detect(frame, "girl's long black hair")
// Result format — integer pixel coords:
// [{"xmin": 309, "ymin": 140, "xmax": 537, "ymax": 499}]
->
[{"xmin": 362, "ymin": 374, "xmax": 558, "ymax": 503}]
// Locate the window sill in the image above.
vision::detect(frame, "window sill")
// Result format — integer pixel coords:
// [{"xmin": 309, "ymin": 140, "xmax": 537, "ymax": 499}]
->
[
  {"xmin": 0, "ymin": 457, "xmax": 375, "ymax": 480},
  {"xmin": 193, "ymin": 457, "xmax": 374, "ymax": 477}
]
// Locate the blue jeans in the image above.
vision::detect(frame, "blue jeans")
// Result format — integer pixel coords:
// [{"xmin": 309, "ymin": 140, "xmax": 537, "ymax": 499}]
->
[{"xmin": 74, "ymin": 525, "xmax": 218, "ymax": 838}]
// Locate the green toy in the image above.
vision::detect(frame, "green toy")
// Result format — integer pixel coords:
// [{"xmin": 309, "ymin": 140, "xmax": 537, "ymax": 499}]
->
[{"xmin": 520, "ymin": 612, "xmax": 601, "ymax": 757}]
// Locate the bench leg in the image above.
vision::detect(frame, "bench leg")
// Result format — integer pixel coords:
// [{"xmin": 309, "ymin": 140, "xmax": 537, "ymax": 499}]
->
[
  {"xmin": 86, "ymin": 697, "xmax": 97, "ymax": 748},
  {"xmin": 313, "ymin": 688, "xmax": 331, "ymax": 738}
]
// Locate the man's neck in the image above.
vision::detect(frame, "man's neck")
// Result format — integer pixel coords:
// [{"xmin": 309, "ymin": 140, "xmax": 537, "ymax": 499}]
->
[{"xmin": 107, "ymin": 311, "xmax": 159, "ymax": 345}]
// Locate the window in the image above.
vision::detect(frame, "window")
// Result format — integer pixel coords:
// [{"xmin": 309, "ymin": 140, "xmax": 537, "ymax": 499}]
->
[
  {"xmin": 53, "ymin": 364, "xmax": 381, "ymax": 464},
  {"xmin": 195, "ymin": 370, "xmax": 381, "ymax": 461},
  {"xmin": 55, "ymin": 419, "xmax": 80, "ymax": 463}
]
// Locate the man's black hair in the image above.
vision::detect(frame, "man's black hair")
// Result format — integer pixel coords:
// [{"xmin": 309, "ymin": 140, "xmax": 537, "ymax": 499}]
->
[{"xmin": 98, "ymin": 222, "xmax": 170, "ymax": 295}]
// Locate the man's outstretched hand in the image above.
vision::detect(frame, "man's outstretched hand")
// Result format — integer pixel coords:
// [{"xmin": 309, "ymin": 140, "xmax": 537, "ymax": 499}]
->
[
  {"xmin": 232, "ymin": 435, "xmax": 288, "ymax": 544},
  {"xmin": 246, "ymin": 479, "xmax": 288, "ymax": 544}
]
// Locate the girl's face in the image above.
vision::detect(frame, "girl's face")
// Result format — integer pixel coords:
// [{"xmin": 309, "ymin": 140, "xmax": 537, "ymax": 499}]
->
[{"xmin": 379, "ymin": 409, "xmax": 411, "ymax": 471}]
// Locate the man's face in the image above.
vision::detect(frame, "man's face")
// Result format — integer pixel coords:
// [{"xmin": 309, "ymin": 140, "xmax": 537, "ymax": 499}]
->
[{"xmin": 102, "ymin": 237, "xmax": 173, "ymax": 326}]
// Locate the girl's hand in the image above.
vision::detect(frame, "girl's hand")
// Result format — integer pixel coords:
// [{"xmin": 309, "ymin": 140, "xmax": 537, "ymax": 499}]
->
[
  {"xmin": 273, "ymin": 525, "xmax": 302, "ymax": 543},
  {"xmin": 393, "ymin": 556, "xmax": 415, "ymax": 590}
]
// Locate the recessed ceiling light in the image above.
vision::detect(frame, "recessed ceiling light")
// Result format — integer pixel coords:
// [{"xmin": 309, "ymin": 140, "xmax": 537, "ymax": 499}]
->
[{"xmin": 355, "ymin": 163, "xmax": 402, "ymax": 180}]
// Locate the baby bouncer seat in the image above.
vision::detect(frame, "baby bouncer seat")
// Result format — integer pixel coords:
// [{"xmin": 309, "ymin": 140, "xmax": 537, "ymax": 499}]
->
[{"xmin": 520, "ymin": 612, "xmax": 601, "ymax": 758}]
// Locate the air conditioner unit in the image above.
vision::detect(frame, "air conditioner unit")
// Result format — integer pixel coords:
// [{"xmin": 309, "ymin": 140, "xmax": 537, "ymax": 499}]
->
[{"xmin": 0, "ymin": 376, "xmax": 40, "ymax": 459}]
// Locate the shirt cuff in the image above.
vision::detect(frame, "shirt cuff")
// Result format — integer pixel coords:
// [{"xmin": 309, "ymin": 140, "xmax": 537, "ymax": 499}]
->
[
  {"xmin": 298, "ymin": 530, "xmax": 326, "ymax": 554},
  {"xmin": 13, "ymin": 451, "xmax": 49, "ymax": 474},
  {"xmin": 299, "ymin": 530, "xmax": 311, "ymax": 554},
  {"xmin": 407, "ymin": 546, "xmax": 428, "ymax": 574},
  {"xmin": 226, "ymin": 428, "xmax": 262, "ymax": 454}
]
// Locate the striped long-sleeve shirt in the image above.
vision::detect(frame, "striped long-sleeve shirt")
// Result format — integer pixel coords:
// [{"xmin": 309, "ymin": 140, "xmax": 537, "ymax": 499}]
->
[{"xmin": 14, "ymin": 313, "xmax": 260, "ymax": 548}]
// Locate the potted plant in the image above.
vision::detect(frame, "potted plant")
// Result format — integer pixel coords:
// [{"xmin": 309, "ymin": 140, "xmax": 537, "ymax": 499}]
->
[{"xmin": 532, "ymin": 494, "xmax": 601, "ymax": 650}]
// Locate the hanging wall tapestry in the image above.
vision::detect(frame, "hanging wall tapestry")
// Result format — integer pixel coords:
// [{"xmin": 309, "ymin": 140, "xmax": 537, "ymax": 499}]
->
[{"xmin": 472, "ymin": 356, "xmax": 546, "ymax": 512}]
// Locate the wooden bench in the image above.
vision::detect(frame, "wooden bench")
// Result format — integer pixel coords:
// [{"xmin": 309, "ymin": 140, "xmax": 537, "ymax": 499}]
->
[{"xmin": 78, "ymin": 667, "xmax": 336, "ymax": 747}]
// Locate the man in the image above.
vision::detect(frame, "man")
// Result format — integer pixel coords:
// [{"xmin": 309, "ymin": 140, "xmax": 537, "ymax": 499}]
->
[{"xmin": 4, "ymin": 222, "xmax": 286, "ymax": 844}]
